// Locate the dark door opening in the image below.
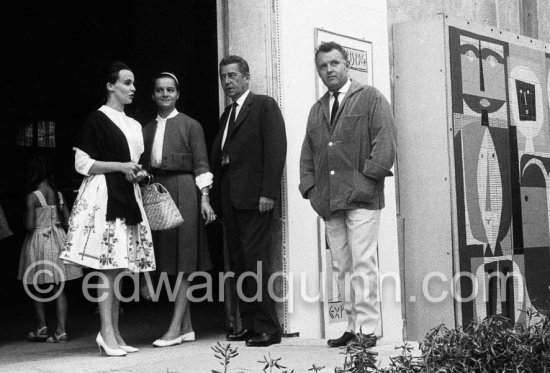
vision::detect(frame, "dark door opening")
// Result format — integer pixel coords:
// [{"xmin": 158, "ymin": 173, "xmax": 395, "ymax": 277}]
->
[{"xmin": 0, "ymin": 1, "xmax": 224, "ymax": 341}]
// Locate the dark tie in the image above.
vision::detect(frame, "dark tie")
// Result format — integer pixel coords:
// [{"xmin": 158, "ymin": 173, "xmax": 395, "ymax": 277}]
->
[
  {"xmin": 221, "ymin": 102, "xmax": 238, "ymax": 160},
  {"xmin": 228, "ymin": 102, "xmax": 238, "ymax": 134},
  {"xmin": 330, "ymin": 92, "xmax": 339, "ymax": 126}
]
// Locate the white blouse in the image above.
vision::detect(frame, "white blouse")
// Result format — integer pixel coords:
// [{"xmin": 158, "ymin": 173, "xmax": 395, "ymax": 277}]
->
[
  {"xmin": 75, "ymin": 106, "xmax": 213, "ymax": 190},
  {"xmin": 74, "ymin": 105, "xmax": 144, "ymax": 176},
  {"xmin": 150, "ymin": 109, "xmax": 178, "ymax": 168}
]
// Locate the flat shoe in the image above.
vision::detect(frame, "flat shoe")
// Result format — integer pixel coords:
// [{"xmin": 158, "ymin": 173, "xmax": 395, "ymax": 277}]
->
[
  {"xmin": 181, "ymin": 331, "xmax": 195, "ymax": 342},
  {"xmin": 27, "ymin": 326, "xmax": 49, "ymax": 342},
  {"xmin": 46, "ymin": 332, "xmax": 68, "ymax": 343},
  {"xmin": 152, "ymin": 336, "xmax": 183, "ymax": 347}
]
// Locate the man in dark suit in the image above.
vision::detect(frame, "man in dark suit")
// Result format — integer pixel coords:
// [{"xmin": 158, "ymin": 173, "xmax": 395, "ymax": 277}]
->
[{"xmin": 211, "ymin": 55, "xmax": 287, "ymax": 347}]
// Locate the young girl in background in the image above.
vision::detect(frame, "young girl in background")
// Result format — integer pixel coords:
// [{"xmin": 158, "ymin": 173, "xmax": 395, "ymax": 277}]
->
[{"xmin": 17, "ymin": 155, "xmax": 83, "ymax": 342}]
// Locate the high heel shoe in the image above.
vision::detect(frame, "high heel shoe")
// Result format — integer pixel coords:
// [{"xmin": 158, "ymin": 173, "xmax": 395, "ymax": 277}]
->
[
  {"xmin": 96, "ymin": 332, "xmax": 127, "ymax": 356},
  {"xmin": 119, "ymin": 344, "xmax": 139, "ymax": 353}
]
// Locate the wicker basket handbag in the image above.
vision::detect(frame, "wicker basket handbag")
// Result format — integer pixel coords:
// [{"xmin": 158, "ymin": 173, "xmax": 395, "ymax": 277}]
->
[{"xmin": 140, "ymin": 175, "xmax": 184, "ymax": 230}]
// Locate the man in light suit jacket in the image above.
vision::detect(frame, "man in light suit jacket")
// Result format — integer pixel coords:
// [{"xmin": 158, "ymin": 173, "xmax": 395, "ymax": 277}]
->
[
  {"xmin": 300, "ymin": 42, "xmax": 396, "ymax": 348},
  {"xmin": 211, "ymin": 55, "xmax": 287, "ymax": 347}
]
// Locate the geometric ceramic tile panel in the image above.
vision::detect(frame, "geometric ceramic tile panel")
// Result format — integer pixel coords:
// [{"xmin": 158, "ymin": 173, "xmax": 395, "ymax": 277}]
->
[
  {"xmin": 449, "ymin": 27, "xmax": 550, "ymax": 326},
  {"xmin": 515, "ymin": 80, "xmax": 536, "ymax": 121},
  {"xmin": 521, "ymin": 161, "xmax": 550, "ymax": 248},
  {"xmin": 455, "ymin": 34, "xmax": 507, "ymax": 125},
  {"xmin": 470, "ymin": 256, "xmax": 521, "ymax": 322},
  {"xmin": 508, "ymin": 45, "xmax": 550, "ymax": 155},
  {"xmin": 458, "ymin": 120, "xmax": 510, "ymax": 254},
  {"xmin": 509, "ymin": 65, "xmax": 544, "ymax": 153}
]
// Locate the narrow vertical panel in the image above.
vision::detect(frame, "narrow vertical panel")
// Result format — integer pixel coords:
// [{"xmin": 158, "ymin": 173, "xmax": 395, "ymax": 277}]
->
[{"xmin": 393, "ymin": 15, "xmax": 455, "ymax": 340}]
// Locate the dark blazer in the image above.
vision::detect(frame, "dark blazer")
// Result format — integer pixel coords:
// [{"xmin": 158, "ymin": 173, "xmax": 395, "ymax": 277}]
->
[{"xmin": 211, "ymin": 92, "xmax": 287, "ymax": 210}]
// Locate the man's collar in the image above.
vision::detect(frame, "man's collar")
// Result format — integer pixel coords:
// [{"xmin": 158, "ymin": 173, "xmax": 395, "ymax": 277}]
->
[
  {"xmin": 332, "ymin": 79, "xmax": 351, "ymax": 96},
  {"xmin": 233, "ymin": 89, "xmax": 251, "ymax": 106}
]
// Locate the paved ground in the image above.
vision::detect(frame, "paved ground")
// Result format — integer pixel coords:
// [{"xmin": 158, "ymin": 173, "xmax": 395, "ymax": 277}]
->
[
  {"xmin": 0, "ymin": 336, "xmax": 418, "ymax": 373},
  {"xmin": 0, "ymin": 299, "xmax": 419, "ymax": 372}
]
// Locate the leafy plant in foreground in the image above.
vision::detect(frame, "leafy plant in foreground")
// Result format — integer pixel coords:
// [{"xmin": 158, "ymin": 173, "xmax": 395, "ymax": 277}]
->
[
  {"xmin": 420, "ymin": 310, "xmax": 550, "ymax": 372},
  {"xmin": 335, "ymin": 330, "xmax": 379, "ymax": 372},
  {"xmin": 211, "ymin": 342, "xmax": 239, "ymax": 373},
  {"xmin": 308, "ymin": 363, "xmax": 326, "ymax": 372},
  {"xmin": 257, "ymin": 353, "xmax": 295, "ymax": 372}
]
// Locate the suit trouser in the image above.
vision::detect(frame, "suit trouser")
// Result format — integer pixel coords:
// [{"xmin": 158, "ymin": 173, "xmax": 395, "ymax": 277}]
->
[
  {"xmin": 325, "ymin": 209, "xmax": 381, "ymax": 334},
  {"xmin": 221, "ymin": 167, "xmax": 281, "ymax": 335}
]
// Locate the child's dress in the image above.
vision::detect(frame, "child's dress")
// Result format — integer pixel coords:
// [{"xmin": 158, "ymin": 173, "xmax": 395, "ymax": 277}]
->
[{"xmin": 17, "ymin": 190, "xmax": 83, "ymax": 284}]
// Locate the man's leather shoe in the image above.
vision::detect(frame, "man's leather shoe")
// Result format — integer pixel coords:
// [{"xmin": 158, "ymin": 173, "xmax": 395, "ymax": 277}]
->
[
  {"xmin": 327, "ymin": 332, "xmax": 356, "ymax": 348},
  {"xmin": 245, "ymin": 332, "xmax": 281, "ymax": 347},
  {"xmin": 226, "ymin": 329, "xmax": 255, "ymax": 341},
  {"xmin": 357, "ymin": 333, "xmax": 377, "ymax": 348}
]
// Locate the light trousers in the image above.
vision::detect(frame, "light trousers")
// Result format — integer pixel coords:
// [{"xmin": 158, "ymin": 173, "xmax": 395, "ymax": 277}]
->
[{"xmin": 325, "ymin": 208, "xmax": 381, "ymax": 334}]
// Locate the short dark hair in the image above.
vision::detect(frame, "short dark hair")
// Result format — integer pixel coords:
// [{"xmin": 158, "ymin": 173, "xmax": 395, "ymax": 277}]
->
[
  {"xmin": 219, "ymin": 55, "xmax": 250, "ymax": 75},
  {"xmin": 152, "ymin": 72, "xmax": 179, "ymax": 92},
  {"xmin": 315, "ymin": 42, "xmax": 348, "ymax": 62},
  {"xmin": 104, "ymin": 61, "xmax": 132, "ymax": 85}
]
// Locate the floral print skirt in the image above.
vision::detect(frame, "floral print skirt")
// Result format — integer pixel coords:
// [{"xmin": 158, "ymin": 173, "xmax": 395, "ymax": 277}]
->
[{"xmin": 60, "ymin": 174, "xmax": 156, "ymax": 272}]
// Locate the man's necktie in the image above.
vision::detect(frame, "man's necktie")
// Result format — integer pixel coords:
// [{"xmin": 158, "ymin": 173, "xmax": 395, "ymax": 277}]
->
[
  {"xmin": 330, "ymin": 92, "xmax": 339, "ymax": 126},
  {"xmin": 221, "ymin": 102, "xmax": 238, "ymax": 162},
  {"xmin": 228, "ymin": 102, "xmax": 238, "ymax": 134}
]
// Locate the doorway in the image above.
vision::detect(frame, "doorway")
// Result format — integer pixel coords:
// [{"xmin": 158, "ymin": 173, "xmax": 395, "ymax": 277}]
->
[{"xmin": 0, "ymin": 0, "xmax": 223, "ymax": 340}]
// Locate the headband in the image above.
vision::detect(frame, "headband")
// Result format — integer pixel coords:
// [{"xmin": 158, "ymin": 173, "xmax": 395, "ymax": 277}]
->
[{"xmin": 160, "ymin": 72, "xmax": 179, "ymax": 85}]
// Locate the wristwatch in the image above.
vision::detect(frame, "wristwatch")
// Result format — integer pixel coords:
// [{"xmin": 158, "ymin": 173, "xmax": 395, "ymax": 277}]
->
[{"xmin": 201, "ymin": 192, "xmax": 209, "ymax": 197}]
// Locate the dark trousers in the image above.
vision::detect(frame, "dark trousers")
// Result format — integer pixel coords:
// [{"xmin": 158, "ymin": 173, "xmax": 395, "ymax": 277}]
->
[{"xmin": 220, "ymin": 167, "xmax": 281, "ymax": 335}]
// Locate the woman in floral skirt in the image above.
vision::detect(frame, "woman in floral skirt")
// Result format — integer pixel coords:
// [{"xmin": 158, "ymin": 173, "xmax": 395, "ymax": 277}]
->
[{"xmin": 60, "ymin": 61, "xmax": 155, "ymax": 356}]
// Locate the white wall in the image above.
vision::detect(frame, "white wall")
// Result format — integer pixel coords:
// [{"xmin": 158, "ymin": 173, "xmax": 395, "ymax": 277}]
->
[{"xmin": 278, "ymin": 0, "xmax": 402, "ymax": 341}]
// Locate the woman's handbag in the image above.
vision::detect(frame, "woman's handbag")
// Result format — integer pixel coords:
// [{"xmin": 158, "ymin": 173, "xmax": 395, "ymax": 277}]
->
[{"xmin": 140, "ymin": 174, "xmax": 184, "ymax": 230}]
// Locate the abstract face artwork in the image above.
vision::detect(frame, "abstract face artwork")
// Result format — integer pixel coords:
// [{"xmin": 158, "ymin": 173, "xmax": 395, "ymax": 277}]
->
[
  {"xmin": 516, "ymin": 80, "xmax": 536, "ymax": 120},
  {"xmin": 509, "ymin": 66, "xmax": 544, "ymax": 152},
  {"xmin": 450, "ymin": 27, "xmax": 550, "ymax": 326},
  {"xmin": 459, "ymin": 36, "xmax": 507, "ymax": 122}
]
